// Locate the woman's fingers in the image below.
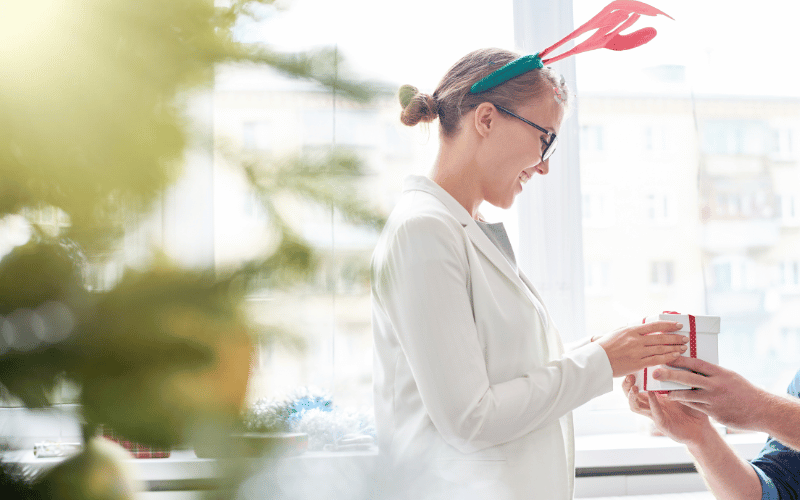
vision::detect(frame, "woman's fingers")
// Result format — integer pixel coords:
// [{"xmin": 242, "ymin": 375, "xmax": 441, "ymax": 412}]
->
[
  {"xmin": 635, "ymin": 320, "xmax": 683, "ymax": 335},
  {"xmin": 643, "ymin": 333, "xmax": 689, "ymax": 347},
  {"xmin": 600, "ymin": 322, "xmax": 687, "ymax": 377},
  {"xmin": 644, "ymin": 344, "xmax": 688, "ymax": 356},
  {"xmin": 643, "ymin": 351, "xmax": 685, "ymax": 366}
]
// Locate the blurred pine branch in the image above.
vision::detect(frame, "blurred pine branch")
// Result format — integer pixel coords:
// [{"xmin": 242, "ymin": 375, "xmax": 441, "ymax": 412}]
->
[{"xmin": 0, "ymin": 0, "xmax": 388, "ymax": 457}]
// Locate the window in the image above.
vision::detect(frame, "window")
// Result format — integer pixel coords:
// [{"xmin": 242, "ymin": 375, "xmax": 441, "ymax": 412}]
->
[
  {"xmin": 650, "ymin": 261, "xmax": 674, "ymax": 288},
  {"xmin": 779, "ymin": 260, "xmax": 800, "ymax": 290},
  {"xmin": 36, "ymin": 0, "xmax": 791, "ymax": 456},
  {"xmin": 573, "ymin": 0, "xmax": 800, "ymax": 439},
  {"xmin": 580, "ymin": 124, "xmax": 604, "ymax": 152},
  {"xmin": 302, "ymin": 109, "xmax": 335, "ymax": 147},
  {"xmin": 711, "ymin": 256, "xmax": 754, "ymax": 292},
  {"xmin": 703, "ymin": 120, "xmax": 770, "ymax": 156},
  {"xmin": 714, "ymin": 261, "xmax": 732, "ymax": 291},
  {"xmin": 716, "ymin": 192, "xmax": 740, "ymax": 217},
  {"xmin": 777, "ymin": 194, "xmax": 800, "ymax": 226},
  {"xmin": 779, "ymin": 328, "xmax": 800, "ymax": 361},
  {"xmin": 582, "ymin": 187, "xmax": 614, "ymax": 228},
  {"xmin": 242, "ymin": 121, "xmax": 273, "ymax": 151},
  {"xmin": 644, "ymin": 124, "xmax": 667, "ymax": 151},
  {"xmin": 645, "ymin": 191, "xmax": 674, "ymax": 225},
  {"xmin": 585, "ymin": 261, "xmax": 611, "ymax": 295},
  {"xmin": 211, "ymin": 0, "xmax": 516, "ymax": 412},
  {"xmin": 771, "ymin": 127, "xmax": 795, "ymax": 160}
]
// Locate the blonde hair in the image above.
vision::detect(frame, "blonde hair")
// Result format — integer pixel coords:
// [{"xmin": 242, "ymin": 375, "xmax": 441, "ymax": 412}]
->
[{"xmin": 399, "ymin": 48, "xmax": 571, "ymax": 137}]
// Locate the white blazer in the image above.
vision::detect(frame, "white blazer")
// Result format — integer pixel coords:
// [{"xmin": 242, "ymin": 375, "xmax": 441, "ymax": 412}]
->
[{"xmin": 371, "ymin": 175, "xmax": 613, "ymax": 500}]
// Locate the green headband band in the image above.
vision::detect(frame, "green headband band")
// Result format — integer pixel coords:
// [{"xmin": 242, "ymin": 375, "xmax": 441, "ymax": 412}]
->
[{"xmin": 469, "ymin": 53, "xmax": 544, "ymax": 94}]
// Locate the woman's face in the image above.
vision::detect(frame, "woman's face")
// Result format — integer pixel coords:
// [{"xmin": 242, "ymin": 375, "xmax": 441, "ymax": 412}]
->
[{"xmin": 479, "ymin": 95, "xmax": 564, "ymax": 209}]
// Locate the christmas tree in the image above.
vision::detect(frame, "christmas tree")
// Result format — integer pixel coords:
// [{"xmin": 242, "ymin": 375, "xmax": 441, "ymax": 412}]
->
[{"xmin": 0, "ymin": 1, "xmax": 385, "ymax": 497}]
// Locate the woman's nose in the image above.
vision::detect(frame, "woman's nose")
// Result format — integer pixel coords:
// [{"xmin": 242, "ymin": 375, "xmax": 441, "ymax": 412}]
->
[{"xmin": 537, "ymin": 158, "xmax": 550, "ymax": 175}]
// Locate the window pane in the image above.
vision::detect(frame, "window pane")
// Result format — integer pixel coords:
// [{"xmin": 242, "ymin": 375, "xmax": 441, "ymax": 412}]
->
[
  {"xmin": 213, "ymin": 0, "xmax": 515, "ymax": 416},
  {"xmin": 574, "ymin": 0, "xmax": 800, "ymax": 435}
]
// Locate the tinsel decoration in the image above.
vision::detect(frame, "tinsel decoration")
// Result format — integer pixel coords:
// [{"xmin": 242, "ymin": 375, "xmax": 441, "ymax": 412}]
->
[
  {"xmin": 242, "ymin": 387, "xmax": 375, "ymax": 451},
  {"xmin": 293, "ymin": 407, "xmax": 375, "ymax": 451}
]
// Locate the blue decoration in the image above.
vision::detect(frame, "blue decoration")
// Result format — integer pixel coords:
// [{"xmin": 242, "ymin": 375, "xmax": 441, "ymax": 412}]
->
[{"xmin": 243, "ymin": 386, "xmax": 375, "ymax": 451}]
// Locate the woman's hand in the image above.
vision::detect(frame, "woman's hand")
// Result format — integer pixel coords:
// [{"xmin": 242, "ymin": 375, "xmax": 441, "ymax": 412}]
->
[
  {"xmin": 595, "ymin": 321, "xmax": 687, "ymax": 377},
  {"xmin": 623, "ymin": 375, "xmax": 713, "ymax": 446}
]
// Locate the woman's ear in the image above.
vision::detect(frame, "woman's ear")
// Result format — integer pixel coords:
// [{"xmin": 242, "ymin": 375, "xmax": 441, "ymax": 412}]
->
[{"xmin": 473, "ymin": 102, "xmax": 496, "ymax": 138}]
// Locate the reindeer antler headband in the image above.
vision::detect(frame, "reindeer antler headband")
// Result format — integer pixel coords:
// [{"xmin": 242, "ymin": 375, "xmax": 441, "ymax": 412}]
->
[{"xmin": 470, "ymin": 0, "xmax": 673, "ymax": 94}]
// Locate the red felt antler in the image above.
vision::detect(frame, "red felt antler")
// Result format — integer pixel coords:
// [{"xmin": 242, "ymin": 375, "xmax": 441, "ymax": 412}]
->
[{"xmin": 539, "ymin": 0, "xmax": 673, "ymax": 65}]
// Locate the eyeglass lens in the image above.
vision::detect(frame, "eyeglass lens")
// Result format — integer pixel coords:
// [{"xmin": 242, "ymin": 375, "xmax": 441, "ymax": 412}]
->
[{"xmin": 543, "ymin": 136, "xmax": 558, "ymax": 161}]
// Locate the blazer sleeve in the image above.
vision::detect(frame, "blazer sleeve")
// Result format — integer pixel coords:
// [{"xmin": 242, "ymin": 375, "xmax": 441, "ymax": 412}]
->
[
  {"xmin": 564, "ymin": 335, "xmax": 595, "ymax": 352},
  {"xmin": 373, "ymin": 214, "xmax": 612, "ymax": 454}
]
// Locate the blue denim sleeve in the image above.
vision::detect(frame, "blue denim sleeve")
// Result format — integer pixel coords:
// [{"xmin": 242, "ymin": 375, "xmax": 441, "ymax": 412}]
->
[{"xmin": 749, "ymin": 369, "xmax": 800, "ymax": 500}]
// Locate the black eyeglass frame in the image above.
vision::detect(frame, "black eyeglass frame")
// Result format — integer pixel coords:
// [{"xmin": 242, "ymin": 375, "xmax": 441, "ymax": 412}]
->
[{"xmin": 494, "ymin": 104, "xmax": 558, "ymax": 162}]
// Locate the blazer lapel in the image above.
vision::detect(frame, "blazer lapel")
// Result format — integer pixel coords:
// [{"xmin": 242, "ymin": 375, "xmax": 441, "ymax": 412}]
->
[
  {"xmin": 519, "ymin": 270, "xmax": 565, "ymax": 358},
  {"xmin": 403, "ymin": 175, "xmax": 538, "ymax": 305},
  {"xmin": 463, "ymin": 223, "xmax": 534, "ymax": 297}
]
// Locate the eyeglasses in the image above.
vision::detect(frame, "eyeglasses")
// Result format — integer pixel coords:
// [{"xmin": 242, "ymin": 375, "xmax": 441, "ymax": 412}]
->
[{"xmin": 495, "ymin": 105, "xmax": 558, "ymax": 162}]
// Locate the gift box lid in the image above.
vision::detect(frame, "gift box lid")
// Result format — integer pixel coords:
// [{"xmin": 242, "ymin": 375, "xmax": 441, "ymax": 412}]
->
[{"xmin": 645, "ymin": 313, "xmax": 720, "ymax": 334}]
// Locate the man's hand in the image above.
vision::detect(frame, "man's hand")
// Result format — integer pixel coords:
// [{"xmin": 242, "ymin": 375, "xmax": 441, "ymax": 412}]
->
[
  {"xmin": 622, "ymin": 374, "xmax": 714, "ymax": 446},
  {"xmin": 595, "ymin": 321, "xmax": 687, "ymax": 377},
  {"xmin": 652, "ymin": 357, "xmax": 769, "ymax": 431},
  {"xmin": 622, "ymin": 365, "xmax": 783, "ymax": 500}
]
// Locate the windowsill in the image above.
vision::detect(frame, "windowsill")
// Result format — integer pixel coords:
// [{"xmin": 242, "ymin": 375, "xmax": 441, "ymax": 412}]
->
[
  {"xmin": 3, "ymin": 431, "xmax": 770, "ymax": 491},
  {"xmin": 574, "ymin": 431, "xmax": 767, "ymax": 470}
]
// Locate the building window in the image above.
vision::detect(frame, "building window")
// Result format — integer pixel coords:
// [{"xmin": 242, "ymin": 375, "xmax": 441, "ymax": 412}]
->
[
  {"xmin": 702, "ymin": 120, "xmax": 769, "ymax": 156},
  {"xmin": 644, "ymin": 125, "xmax": 667, "ymax": 151},
  {"xmin": 242, "ymin": 121, "xmax": 273, "ymax": 151},
  {"xmin": 776, "ymin": 194, "xmax": 800, "ymax": 226},
  {"xmin": 645, "ymin": 191, "xmax": 674, "ymax": 224},
  {"xmin": 650, "ymin": 261, "xmax": 674, "ymax": 287},
  {"xmin": 302, "ymin": 109, "xmax": 334, "ymax": 147},
  {"xmin": 714, "ymin": 261, "xmax": 732, "ymax": 291},
  {"xmin": 582, "ymin": 188, "xmax": 614, "ymax": 228},
  {"xmin": 715, "ymin": 192, "xmax": 740, "ymax": 217},
  {"xmin": 779, "ymin": 328, "xmax": 800, "ymax": 361},
  {"xmin": 580, "ymin": 125, "xmax": 604, "ymax": 152},
  {"xmin": 302, "ymin": 109, "xmax": 379, "ymax": 150},
  {"xmin": 585, "ymin": 261, "xmax": 611, "ymax": 294},
  {"xmin": 779, "ymin": 260, "xmax": 800, "ymax": 289},
  {"xmin": 713, "ymin": 257, "xmax": 754, "ymax": 291},
  {"xmin": 771, "ymin": 127, "xmax": 795, "ymax": 160}
]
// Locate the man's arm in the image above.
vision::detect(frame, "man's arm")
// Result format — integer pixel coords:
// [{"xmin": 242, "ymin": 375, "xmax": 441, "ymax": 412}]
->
[
  {"xmin": 750, "ymin": 391, "xmax": 800, "ymax": 451},
  {"xmin": 623, "ymin": 377, "xmax": 762, "ymax": 500},
  {"xmin": 658, "ymin": 357, "xmax": 800, "ymax": 450},
  {"xmin": 681, "ymin": 427, "xmax": 762, "ymax": 500}
]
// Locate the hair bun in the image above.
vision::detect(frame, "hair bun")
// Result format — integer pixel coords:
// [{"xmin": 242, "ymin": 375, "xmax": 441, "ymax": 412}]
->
[{"xmin": 398, "ymin": 84, "xmax": 438, "ymax": 126}]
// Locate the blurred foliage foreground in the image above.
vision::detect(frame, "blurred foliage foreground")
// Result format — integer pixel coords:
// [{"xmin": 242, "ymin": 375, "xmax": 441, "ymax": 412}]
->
[{"xmin": 0, "ymin": 0, "xmax": 386, "ymax": 498}]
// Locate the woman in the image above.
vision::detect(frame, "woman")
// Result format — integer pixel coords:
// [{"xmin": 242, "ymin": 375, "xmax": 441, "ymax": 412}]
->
[{"xmin": 370, "ymin": 47, "xmax": 687, "ymax": 500}]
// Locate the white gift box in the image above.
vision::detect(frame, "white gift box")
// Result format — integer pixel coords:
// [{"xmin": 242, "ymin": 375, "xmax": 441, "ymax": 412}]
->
[{"xmin": 635, "ymin": 313, "xmax": 720, "ymax": 391}]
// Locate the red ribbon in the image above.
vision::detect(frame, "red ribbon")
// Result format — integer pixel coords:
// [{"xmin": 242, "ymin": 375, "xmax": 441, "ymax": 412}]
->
[{"xmin": 642, "ymin": 311, "xmax": 696, "ymax": 391}]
